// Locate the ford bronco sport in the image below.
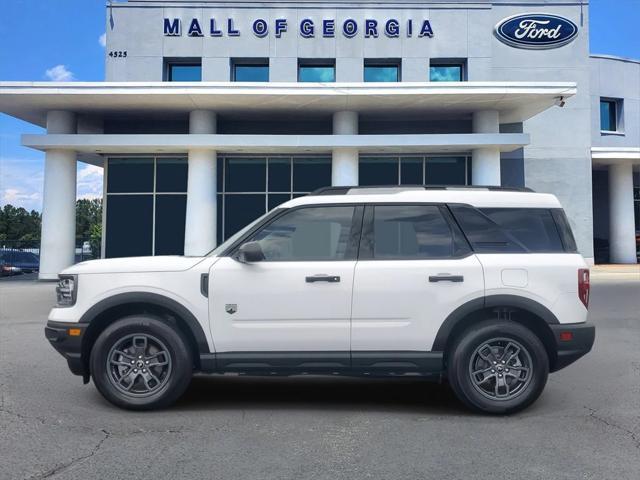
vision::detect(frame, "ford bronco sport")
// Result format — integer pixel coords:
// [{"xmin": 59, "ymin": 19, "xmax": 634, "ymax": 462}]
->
[{"xmin": 45, "ymin": 186, "xmax": 595, "ymax": 413}]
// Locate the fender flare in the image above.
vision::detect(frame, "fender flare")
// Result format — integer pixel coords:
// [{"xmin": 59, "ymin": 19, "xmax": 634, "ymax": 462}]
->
[
  {"xmin": 79, "ymin": 292, "xmax": 210, "ymax": 353},
  {"xmin": 431, "ymin": 294, "xmax": 559, "ymax": 352}
]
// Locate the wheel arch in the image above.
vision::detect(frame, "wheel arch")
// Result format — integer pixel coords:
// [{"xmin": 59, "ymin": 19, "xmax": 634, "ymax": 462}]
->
[
  {"xmin": 80, "ymin": 292, "xmax": 210, "ymax": 374},
  {"xmin": 433, "ymin": 295, "xmax": 559, "ymax": 370}
]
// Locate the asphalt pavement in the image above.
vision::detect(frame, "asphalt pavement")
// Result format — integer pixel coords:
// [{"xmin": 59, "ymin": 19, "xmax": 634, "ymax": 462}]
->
[{"xmin": 0, "ymin": 276, "xmax": 639, "ymax": 480}]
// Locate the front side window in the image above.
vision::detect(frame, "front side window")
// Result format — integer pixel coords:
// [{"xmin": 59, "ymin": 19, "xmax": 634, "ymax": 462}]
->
[
  {"xmin": 367, "ymin": 205, "xmax": 457, "ymax": 259},
  {"xmin": 250, "ymin": 206, "xmax": 356, "ymax": 261},
  {"xmin": 166, "ymin": 61, "xmax": 202, "ymax": 81},
  {"xmin": 232, "ymin": 60, "xmax": 269, "ymax": 82},
  {"xmin": 298, "ymin": 60, "xmax": 335, "ymax": 82},
  {"xmin": 364, "ymin": 61, "xmax": 400, "ymax": 82},
  {"xmin": 600, "ymin": 99, "xmax": 619, "ymax": 132},
  {"xmin": 430, "ymin": 62, "xmax": 464, "ymax": 82}
]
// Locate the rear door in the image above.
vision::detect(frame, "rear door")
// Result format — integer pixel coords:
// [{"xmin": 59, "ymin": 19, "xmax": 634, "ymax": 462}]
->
[{"xmin": 350, "ymin": 204, "xmax": 485, "ymax": 358}]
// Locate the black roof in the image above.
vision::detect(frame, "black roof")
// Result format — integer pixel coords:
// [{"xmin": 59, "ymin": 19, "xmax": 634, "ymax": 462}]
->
[{"xmin": 309, "ymin": 185, "xmax": 535, "ymax": 196}]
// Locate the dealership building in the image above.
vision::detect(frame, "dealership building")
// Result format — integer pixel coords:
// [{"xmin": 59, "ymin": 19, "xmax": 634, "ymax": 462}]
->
[{"xmin": 0, "ymin": 0, "xmax": 638, "ymax": 279}]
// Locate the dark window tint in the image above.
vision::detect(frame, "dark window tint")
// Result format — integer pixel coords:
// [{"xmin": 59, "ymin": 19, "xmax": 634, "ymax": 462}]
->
[
  {"xmin": 359, "ymin": 157, "xmax": 398, "ymax": 186},
  {"xmin": 107, "ymin": 158, "xmax": 154, "ymax": 193},
  {"xmin": 233, "ymin": 63, "xmax": 269, "ymax": 82},
  {"xmin": 155, "ymin": 195, "xmax": 187, "ymax": 255},
  {"xmin": 225, "ymin": 158, "xmax": 266, "ymax": 192},
  {"xmin": 369, "ymin": 205, "xmax": 455, "ymax": 259},
  {"xmin": 600, "ymin": 99, "xmax": 617, "ymax": 132},
  {"xmin": 449, "ymin": 205, "xmax": 525, "ymax": 253},
  {"xmin": 268, "ymin": 158, "xmax": 291, "ymax": 192},
  {"xmin": 400, "ymin": 158, "xmax": 423, "ymax": 185},
  {"xmin": 481, "ymin": 208, "xmax": 564, "ymax": 253},
  {"xmin": 156, "ymin": 158, "xmax": 188, "ymax": 192},
  {"xmin": 268, "ymin": 194, "xmax": 291, "ymax": 211},
  {"xmin": 364, "ymin": 64, "xmax": 399, "ymax": 82},
  {"xmin": 224, "ymin": 194, "xmax": 265, "ymax": 238},
  {"xmin": 106, "ymin": 195, "xmax": 153, "ymax": 257},
  {"xmin": 168, "ymin": 63, "xmax": 202, "ymax": 81},
  {"xmin": 251, "ymin": 206, "xmax": 355, "ymax": 261},
  {"xmin": 551, "ymin": 209, "xmax": 578, "ymax": 252},
  {"xmin": 426, "ymin": 157, "xmax": 466, "ymax": 185},
  {"xmin": 292, "ymin": 157, "xmax": 331, "ymax": 192}
]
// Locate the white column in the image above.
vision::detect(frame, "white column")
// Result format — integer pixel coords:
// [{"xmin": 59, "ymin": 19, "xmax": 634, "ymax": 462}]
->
[
  {"xmin": 39, "ymin": 111, "xmax": 77, "ymax": 280},
  {"xmin": 608, "ymin": 163, "xmax": 637, "ymax": 264},
  {"xmin": 184, "ymin": 110, "xmax": 217, "ymax": 256},
  {"xmin": 332, "ymin": 111, "xmax": 358, "ymax": 186},
  {"xmin": 472, "ymin": 110, "xmax": 501, "ymax": 186}
]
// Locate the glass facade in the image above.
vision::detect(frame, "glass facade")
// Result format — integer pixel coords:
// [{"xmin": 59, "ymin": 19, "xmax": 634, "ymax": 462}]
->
[
  {"xmin": 359, "ymin": 156, "xmax": 470, "ymax": 186},
  {"xmin": 429, "ymin": 64, "xmax": 464, "ymax": 82},
  {"xmin": 105, "ymin": 157, "xmax": 188, "ymax": 258},
  {"xmin": 364, "ymin": 63, "xmax": 400, "ymax": 82},
  {"xmin": 298, "ymin": 62, "xmax": 336, "ymax": 82},
  {"xmin": 166, "ymin": 63, "xmax": 202, "ymax": 81},
  {"xmin": 600, "ymin": 99, "xmax": 618, "ymax": 132},
  {"xmin": 232, "ymin": 62, "xmax": 269, "ymax": 82},
  {"xmin": 217, "ymin": 156, "xmax": 332, "ymax": 242}
]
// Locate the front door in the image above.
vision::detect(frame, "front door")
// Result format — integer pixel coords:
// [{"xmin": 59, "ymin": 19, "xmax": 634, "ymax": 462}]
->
[{"xmin": 209, "ymin": 205, "xmax": 362, "ymax": 369}]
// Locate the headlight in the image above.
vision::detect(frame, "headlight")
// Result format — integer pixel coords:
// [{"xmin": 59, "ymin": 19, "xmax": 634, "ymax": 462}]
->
[{"xmin": 56, "ymin": 275, "xmax": 78, "ymax": 306}]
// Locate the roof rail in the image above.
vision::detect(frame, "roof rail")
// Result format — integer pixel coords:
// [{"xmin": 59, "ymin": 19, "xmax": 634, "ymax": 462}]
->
[{"xmin": 309, "ymin": 185, "xmax": 535, "ymax": 196}]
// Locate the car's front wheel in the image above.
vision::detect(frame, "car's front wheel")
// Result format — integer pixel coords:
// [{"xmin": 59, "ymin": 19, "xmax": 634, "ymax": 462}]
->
[
  {"xmin": 90, "ymin": 315, "xmax": 192, "ymax": 410},
  {"xmin": 447, "ymin": 320, "xmax": 549, "ymax": 414}
]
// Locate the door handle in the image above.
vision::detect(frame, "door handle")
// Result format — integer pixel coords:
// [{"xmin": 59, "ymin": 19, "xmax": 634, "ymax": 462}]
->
[
  {"xmin": 306, "ymin": 275, "xmax": 341, "ymax": 283},
  {"xmin": 429, "ymin": 275, "xmax": 464, "ymax": 283}
]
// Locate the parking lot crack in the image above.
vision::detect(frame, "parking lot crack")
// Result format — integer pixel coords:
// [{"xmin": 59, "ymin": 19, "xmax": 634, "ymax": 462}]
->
[
  {"xmin": 25, "ymin": 429, "xmax": 111, "ymax": 480},
  {"xmin": 586, "ymin": 407, "xmax": 640, "ymax": 450}
]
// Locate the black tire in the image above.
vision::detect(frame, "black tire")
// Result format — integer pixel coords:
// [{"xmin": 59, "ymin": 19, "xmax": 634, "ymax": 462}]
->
[
  {"xmin": 447, "ymin": 320, "xmax": 549, "ymax": 414},
  {"xmin": 90, "ymin": 315, "xmax": 192, "ymax": 410}
]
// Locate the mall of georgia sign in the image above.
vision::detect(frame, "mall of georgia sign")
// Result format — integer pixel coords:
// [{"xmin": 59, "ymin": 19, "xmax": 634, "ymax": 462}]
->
[{"xmin": 494, "ymin": 13, "xmax": 578, "ymax": 49}]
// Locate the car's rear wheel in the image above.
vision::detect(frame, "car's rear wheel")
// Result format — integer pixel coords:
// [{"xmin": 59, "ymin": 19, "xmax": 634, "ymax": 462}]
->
[
  {"xmin": 90, "ymin": 315, "xmax": 192, "ymax": 410},
  {"xmin": 447, "ymin": 320, "xmax": 549, "ymax": 414}
]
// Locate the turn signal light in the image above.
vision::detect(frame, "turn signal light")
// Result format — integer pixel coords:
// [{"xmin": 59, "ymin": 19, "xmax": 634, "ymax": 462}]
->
[
  {"xmin": 68, "ymin": 328, "xmax": 82, "ymax": 337},
  {"xmin": 578, "ymin": 268, "xmax": 590, "ymax": 309}
]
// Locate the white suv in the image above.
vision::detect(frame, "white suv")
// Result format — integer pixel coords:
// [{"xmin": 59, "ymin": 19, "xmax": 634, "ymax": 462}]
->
[{"xmin": 45, "ymin": 186, "xmax": 595, "ymax": 414}]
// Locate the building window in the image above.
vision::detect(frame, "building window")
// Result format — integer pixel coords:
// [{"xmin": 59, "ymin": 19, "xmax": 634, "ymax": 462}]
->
[
  {"xmin": 218, "ymin": 155, "xmax": 332, "ymax": 241},
  {"xmin": 359, "ymin": 155, "xmax": 471, "ymax": 186},
  {"xmin": 429, "ymin": 60, "xmax": 466, "ymax": 82},
  {"xmin": 364, "ymin": 59, "xmax": 400, "ymax": 82},
  {"xmin": 298, "ymin": 59, "xmax": 335, "ymax": 82},
  {"xmin": 165, "ymin": 59, "xmax": 202, "ymax": 81},
  {"xmin": 232, "ymin": 59, "xmax": 269, "ymax": 82},
  {"xmin": 105, "ymin": 157, "xmax": 188, "ymax": 258},
  {"xmin": 600, "ymin": 98, "xmax": 622, "ymax": 133}
]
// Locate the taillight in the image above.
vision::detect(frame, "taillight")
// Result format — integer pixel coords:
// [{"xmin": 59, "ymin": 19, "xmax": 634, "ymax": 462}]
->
[{"xmin": 578, "ymin": 268, "xmax": 590, "ymax": 308}]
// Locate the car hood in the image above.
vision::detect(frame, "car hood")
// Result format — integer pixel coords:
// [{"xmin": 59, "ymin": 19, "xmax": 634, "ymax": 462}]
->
[{"xmin": 61, "ymin": 256, "xmax": 209, "ymax": 275}]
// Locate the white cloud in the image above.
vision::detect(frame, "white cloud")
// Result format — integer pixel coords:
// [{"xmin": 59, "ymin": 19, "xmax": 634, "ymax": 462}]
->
[
  {"xmin": 77, "ymin": 164, "xmax": 104, "ymax": 200},
  {"xmin": 45, "ymin": 64, "xmax": 74, "ymax": 82},
  {"xmin": 0, "ymin": 157, "xmax": 44, "ymax": 211},
  {"xmin": 98, "ymin": 33, "xmax": 106, "ymax": 48},
  {"xmin": 2, "ymin": 188, "xmax": 39, "ymax": 204}
]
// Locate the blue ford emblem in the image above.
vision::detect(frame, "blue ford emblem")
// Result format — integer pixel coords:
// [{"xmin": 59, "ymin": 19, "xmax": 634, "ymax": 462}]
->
[{"xmin": 494, "ymin": 13, "xmax": 578, "ymax": 49}]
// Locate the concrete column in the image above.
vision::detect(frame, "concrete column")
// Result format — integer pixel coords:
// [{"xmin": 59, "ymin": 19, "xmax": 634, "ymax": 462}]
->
[
  {"xmin": 332, "ymin": 111, "xmax": 358, "ymax": 186},
  {"xmin": 608, "ymin": 163, "xmax": 637, "ymax": 264},
  {"xmin": 39, "ymin": 111, "xmax": 77, "ymax": 280},
  {"xmin": 472, "ymin": 110, "xmax": 501, "ymax": 186},
  {"xmin": 185, "ymin": 110, "xmax": 217, "ymax": 256}
]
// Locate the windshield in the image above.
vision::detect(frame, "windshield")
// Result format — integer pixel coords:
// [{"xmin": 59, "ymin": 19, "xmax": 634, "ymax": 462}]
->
[{"xmin": 208, "ymin": 209, "xmax": 280, "ymax": 256}]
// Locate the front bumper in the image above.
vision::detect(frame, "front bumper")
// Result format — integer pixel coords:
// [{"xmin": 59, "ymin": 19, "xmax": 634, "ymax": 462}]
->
[
  {"xmin": 550, "ymin": 322, "xmax": 595, "ymax": 372},
  {"xmin": 44, "ymin": 321, "xmax": 88, "ymax": 378}
]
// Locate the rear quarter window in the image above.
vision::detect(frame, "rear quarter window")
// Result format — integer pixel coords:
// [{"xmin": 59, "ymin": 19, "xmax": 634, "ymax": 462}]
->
[{"xmin": 480, "ymin": 208, "xmax": 565, "ymax": 253}]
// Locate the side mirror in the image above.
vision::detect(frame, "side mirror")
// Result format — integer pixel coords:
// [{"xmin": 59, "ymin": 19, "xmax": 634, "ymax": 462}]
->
[{"xmin": 235, "ymin": 241, "xmax": 265, "ymax": 263}]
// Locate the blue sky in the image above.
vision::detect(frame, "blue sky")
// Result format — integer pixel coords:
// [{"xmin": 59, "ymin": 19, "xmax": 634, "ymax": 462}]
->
[{"xmin": 1, "ymin": 0, "xmax": 639, "ymax": 211}]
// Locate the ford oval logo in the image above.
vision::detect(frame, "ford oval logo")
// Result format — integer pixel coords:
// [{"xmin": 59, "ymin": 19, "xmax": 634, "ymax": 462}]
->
[{"xmin": 494, "ymin": 13, "xmax": 578, "ymax": 49}]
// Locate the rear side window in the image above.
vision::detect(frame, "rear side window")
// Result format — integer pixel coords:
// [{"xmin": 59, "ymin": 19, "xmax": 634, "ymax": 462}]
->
[
  {"xmin": 448, "ymin": 205, "xmax": 526, "ymax": 253},
  {"xmin": 551, "ymin": 209, "xmax": 578, "ymax": 252},
  {"xmin": 361, "ymin": 205, "xmax": 468, "ymax": 260},
  {"xmin": 480, "ymin": 208, "xmax": 564, "ymax": 253}
]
